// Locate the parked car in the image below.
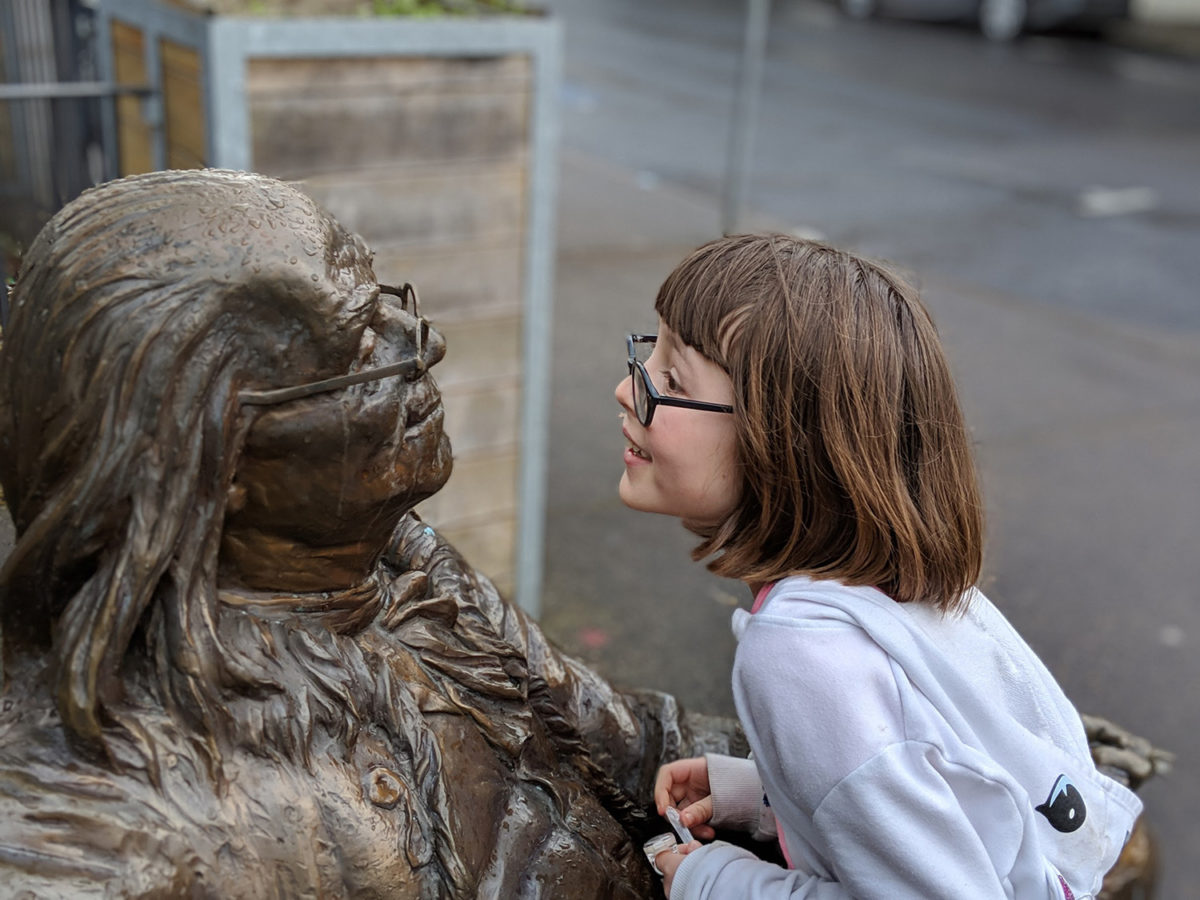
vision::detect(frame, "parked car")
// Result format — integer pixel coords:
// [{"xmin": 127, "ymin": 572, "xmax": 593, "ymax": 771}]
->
[{"xmin": 838, "ymin": 0, "xmax": 1131, "ymax": 42}]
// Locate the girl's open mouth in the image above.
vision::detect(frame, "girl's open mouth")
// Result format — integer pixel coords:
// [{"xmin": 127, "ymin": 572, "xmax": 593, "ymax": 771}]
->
[{"xmin": 623, "ymin": 428, "xmax": 650, "ymax": 461}]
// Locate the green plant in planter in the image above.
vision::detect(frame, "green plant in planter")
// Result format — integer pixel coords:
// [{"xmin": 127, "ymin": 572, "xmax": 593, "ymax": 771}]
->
[
  {"xmin": 371, "ymin": 0, "xmax": 530, "ymax": 13},
  {"xmin": 214, "ymin": 0, "xmax": 533, "ymax": 16}
]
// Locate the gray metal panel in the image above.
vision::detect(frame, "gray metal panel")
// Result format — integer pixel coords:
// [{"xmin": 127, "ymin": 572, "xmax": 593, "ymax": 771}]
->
[
  {"xmin": 0, "ymin": 82, "xmax": 152, "ymax": 99},
  {"xmin": 91, "ymin": 2, "xmax": 119, "ymax": 180},
  {"xmin": 205, "ymin": 17, "xmax": 249, "ymax": 170},
  {"xmin": 0, "ymin": 0, "xmax": 27, "ymax": 193},
  {"xmin": 8, "ymin": 0, "xmax": 56, "ymax": 205},
  {"xmin": 232, "ymin": 16, "xmax": 562, "ymax": 58},
  {"xmin": 513, "ymin": 21, "xmax": 562, "ymax": 619}
]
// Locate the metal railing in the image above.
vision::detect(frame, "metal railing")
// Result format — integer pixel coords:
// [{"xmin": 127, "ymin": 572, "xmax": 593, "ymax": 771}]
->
[{"xmin": 0, "ymin": 0, "xmax": 132, "ymax": 262}]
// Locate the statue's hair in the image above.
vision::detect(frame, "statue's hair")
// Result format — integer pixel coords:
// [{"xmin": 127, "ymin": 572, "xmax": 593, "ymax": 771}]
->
[{"xmin": 0, "ymin": 169, "xmax": 369, "ymax": 757}]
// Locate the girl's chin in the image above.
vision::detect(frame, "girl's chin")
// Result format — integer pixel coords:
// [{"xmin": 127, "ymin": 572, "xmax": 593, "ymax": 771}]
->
[
  {"xmin": 617, "ymin": 478, "xmax": 676, "ymax": 520},
  {"xmin": 617, "ymin": 472, "xmax": 649, "ymax": 513}
]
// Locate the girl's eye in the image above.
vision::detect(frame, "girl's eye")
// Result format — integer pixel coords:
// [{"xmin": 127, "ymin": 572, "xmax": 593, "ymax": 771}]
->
[{"xmin": 662, "ymin": 371, "xmax": 681, "ymax": 393}]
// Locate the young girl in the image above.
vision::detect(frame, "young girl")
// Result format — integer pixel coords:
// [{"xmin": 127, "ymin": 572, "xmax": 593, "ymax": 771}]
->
[{"xmin": 617, "ymin": 235, "xmax": 1142, "ymax": 899}]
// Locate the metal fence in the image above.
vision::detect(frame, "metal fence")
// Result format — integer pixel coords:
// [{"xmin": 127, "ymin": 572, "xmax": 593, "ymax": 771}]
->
[{"xmin": 1, "ymin": 0, "xmax": 110, "ymax": 289}]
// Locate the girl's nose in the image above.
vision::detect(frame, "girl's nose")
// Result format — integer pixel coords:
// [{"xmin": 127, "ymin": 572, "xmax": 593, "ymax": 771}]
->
[{"xmin": 615, "ymin": 371, "xmax": 635, "ymax": 414}]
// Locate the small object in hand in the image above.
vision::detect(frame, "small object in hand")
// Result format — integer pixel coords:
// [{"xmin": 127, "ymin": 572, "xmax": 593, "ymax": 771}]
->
[
  {"xmin": 666, "ymin": 805, "xmax": 694, "ymax": 844},
  {"xmin": 643, "ymin": 832, "xmax": 677, "ymax": 875}
]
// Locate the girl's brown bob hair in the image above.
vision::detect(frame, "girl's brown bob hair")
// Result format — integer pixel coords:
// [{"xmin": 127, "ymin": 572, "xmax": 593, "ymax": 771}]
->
[{"xmin": 656, "ymin": 234, "xmax": 983, "ymax": 612}]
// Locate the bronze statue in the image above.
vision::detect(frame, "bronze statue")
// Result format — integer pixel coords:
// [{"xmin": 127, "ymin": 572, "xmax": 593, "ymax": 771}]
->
[{"xmin": 0, "ymin": 169, "xmax": 739, "ymax": 898}]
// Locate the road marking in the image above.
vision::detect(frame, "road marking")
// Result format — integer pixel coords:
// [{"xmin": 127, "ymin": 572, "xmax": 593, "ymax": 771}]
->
[{"xmin": 1077, "ymin": 186, "xmax": 1159, "ymax": 218}]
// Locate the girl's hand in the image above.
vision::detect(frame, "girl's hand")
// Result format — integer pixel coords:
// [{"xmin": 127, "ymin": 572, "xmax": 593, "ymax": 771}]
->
[
  {"xmin": 654, "ymin": 757, "xmax": 716, "ymax": 840},
  {"xmin": 655, "ymin": 840, "xmax": 702, "ymax": 898}
]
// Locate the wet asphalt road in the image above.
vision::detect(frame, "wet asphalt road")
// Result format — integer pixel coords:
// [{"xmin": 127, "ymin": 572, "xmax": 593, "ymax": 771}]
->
[{"xmin": 537, "ymin": 1, "xmax": 1200, "ymax": 895}]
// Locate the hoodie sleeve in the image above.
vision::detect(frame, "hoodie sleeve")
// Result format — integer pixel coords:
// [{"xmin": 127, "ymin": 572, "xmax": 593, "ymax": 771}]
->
[
  {"xmin": 670, "ymin": 747, "xmax": 1068, "ymax": 900},
  {"xmin": 706, "ymin": 753, "xmax": 776, "ymax": 839}
]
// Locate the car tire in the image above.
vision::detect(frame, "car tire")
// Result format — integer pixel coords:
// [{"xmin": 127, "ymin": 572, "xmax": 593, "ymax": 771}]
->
[
  {"xmin": 840, "ymin": 0, "xmax": 878, "ymax": 20},
  {"xmin": 979, "ymin": 0, "xmax": 1026, "ymax": 40}
]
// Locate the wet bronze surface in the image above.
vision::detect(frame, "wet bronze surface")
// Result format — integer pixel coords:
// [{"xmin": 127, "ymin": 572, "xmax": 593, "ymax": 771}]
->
[{"xmin": 0, "ymin": 170, "xmax": 742, "ymax": 898}]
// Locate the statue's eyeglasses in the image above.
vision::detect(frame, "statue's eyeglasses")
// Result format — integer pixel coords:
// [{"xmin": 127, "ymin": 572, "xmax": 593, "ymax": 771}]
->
[
  {"xmin": 240, "ymin": 283, "xmax": 428, "ymax": 407},
  {"xmin": 626, "ymin": 334, "xmax": 734, "ymax": 427}
]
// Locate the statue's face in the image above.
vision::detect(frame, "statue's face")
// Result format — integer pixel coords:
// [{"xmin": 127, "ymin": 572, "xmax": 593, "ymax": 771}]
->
[{"xmin": 220, "ymin": 214, "xmax": 452, "ymax": 588}]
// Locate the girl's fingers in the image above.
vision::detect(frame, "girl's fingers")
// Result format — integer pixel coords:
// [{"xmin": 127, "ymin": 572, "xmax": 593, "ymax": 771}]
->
[
  {"xmin": 654, "ymin": 773, "xmax": 679, "ymax": 814},
  {"xmin": 654, "ymin": 759, "xmax": 696, "ymax": 813},
  {"xmin": 654, "ymin": 757, "xmax": 711, "ymax": 816},
  {"xmin": 680, "ymin": 796, "xmax": 713, "ymax": 828}
]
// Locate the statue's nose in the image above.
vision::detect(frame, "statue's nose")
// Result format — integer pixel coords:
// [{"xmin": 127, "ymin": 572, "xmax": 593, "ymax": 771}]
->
[{"xmin": 422, "ymin": 322, "xmax": 446, "ymax": 369}]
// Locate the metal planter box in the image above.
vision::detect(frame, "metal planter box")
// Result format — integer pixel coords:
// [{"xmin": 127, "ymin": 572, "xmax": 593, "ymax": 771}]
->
[{"xmin": 95, "ymin": 0, "xmax": 561, "ymax": 615}]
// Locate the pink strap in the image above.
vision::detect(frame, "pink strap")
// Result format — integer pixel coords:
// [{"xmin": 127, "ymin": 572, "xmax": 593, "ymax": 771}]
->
[{"xmin": 750, "ymin": 582, "xmax": 775, "ymax": 614}]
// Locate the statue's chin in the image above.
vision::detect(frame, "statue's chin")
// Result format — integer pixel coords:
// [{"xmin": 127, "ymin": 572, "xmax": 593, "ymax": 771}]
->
[
  {"xmin": 374, "ymin": 429, "xmax": 453, "ymax": 536},
  {"xmin": 421, "ymin": 430, "xmax": 454, "ymax": 497}
]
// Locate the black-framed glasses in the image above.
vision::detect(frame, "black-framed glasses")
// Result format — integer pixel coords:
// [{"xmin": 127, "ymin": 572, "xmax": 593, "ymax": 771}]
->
[
  {"xmin": 240, "ymin": 283, "xmax": 428, "ymax": 407},
  {"xmin": 626, "ymin": 333, "xmax": 734, "ymax": 427}
]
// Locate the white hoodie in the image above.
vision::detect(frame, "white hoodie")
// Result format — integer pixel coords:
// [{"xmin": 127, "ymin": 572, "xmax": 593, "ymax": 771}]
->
[{"xmin": 669, "ymin": 576, "xmax": 1142, "ymax": 900}]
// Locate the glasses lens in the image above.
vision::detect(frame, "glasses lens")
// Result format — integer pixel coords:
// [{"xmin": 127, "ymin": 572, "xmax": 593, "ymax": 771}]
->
[{"xmin": 632, "ymin": 364, "xmax": 650, "ymax": 425}]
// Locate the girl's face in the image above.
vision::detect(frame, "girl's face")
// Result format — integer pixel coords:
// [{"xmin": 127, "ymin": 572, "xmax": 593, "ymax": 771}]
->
[{"xmin": 615, "ymin": 320, "xmax": 741, "ymax": 529}]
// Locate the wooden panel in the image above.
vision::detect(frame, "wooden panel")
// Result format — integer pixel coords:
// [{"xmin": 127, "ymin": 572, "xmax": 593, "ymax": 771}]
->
[
  {"xmin": 111, "ymin": 21, "xmax": 152, "ymax": 176},
  {"xmin": 298, "ymin": 161, "xmax": 526, "ymax": 251},
  {"xmin": 440, "ymin": 377, "xmax": 521, "ymax": 457},
  {"xmin": 160, "ymin": 37, "xmax": 206, "ymax": 168},
  {"xmin": 417, "ymin": 449, "xmax": 518, "ymax": 528},
  {"xmin": 248, "ymin": 55, "xmax": 530, "ymax": 95},
  {"xmin": 372, "ymin": 241, "xmax": 522, "ymax": 320},
  {"xmin": 248, "ymin": 56, "xmax": 531, "ymax": 179},
  {"xmin": 435, "ymin": 313, "xmax": 522, "ymax": 387}
]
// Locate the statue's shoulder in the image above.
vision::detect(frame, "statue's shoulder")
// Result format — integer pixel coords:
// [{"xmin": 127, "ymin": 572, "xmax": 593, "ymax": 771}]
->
[
  {"xmin": 0, "ymin": 692, "xmax": 191, "ymax": 895},
  {"xmin": 382, "ymin": 513, "xmax": 511, "ymax": 621},
  {"xmin": 0, "ymin": 683, "xmax": 363, "ymax": 897}
]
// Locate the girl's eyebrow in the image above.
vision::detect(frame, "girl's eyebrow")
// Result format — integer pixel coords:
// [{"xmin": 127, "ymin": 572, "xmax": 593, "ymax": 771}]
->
[
  {"xmin": 661, "ymin": 329, "xmax": 686, "ymax": 352},
  {"xmin": 668, "ymin": 342, "xmax": 705, "ymax": 379}
]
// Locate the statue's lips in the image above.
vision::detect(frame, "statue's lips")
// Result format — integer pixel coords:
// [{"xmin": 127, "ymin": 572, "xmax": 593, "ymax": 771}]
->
[{"xmin": 404, "ymin": 378, "xmax": 442, "ymax": 428}]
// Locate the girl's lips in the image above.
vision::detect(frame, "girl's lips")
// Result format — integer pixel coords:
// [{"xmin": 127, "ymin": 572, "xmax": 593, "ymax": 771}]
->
[
  {"xmin": 623, "ymin": 427, "xmax": 651, "ymax": 464},
  {"xmin": 624, "ymin": 447, "xmax": 650, "ymax": 467}
]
